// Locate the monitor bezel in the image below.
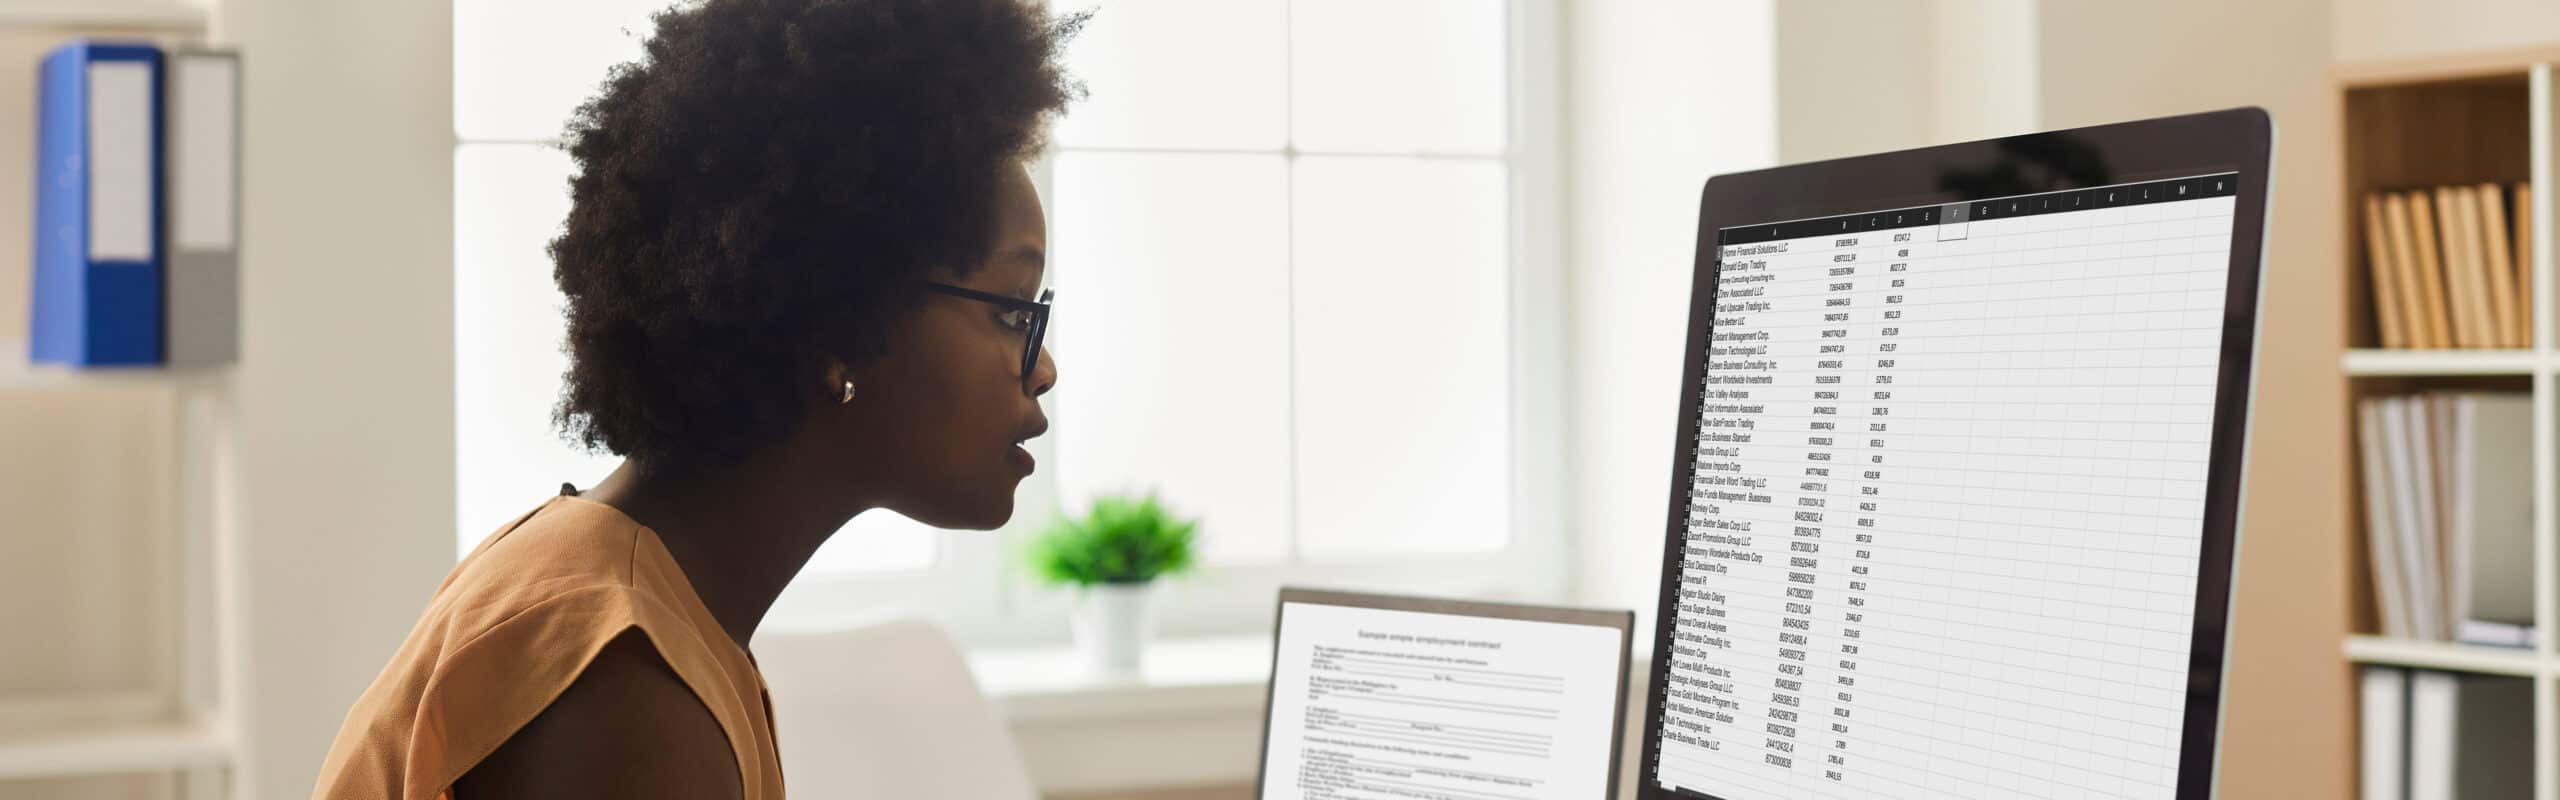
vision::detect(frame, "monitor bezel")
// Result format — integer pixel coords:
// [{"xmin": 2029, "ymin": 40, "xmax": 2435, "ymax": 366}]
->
[{"xmin": 1635, "ymin": 107, "xmax": 2272, "ymax": 800}]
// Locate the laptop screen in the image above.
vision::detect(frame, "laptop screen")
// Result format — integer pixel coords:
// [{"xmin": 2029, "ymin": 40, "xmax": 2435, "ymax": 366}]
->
[{"xmin": 1260, "ymin": 592, "xmax": 1633, "ymax": 799}]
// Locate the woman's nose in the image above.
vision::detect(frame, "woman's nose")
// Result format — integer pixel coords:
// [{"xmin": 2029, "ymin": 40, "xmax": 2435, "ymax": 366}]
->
[{"xmin": 1028, "ymin": 345, "xmax": 1058, "ymax": 397}]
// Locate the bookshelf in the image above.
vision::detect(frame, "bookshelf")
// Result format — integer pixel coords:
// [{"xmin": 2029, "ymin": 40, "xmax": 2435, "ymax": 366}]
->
[
  {"xmin": 0, "ymin": 5, "xmax": 241, "ymax": 800},
  {"xmin": 2340, "ymin": 54, "xmax": 2560, "ymax": 800}
]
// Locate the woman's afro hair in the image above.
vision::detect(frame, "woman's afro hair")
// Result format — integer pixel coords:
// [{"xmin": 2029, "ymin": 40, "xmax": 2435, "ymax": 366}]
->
[{"xmin": 547, "ymin": 0, "xmax": 1082, "ymax": 472}]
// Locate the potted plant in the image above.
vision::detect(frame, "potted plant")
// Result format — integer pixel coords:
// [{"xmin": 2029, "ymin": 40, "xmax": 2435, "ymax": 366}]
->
[{"xmin": 1025, "ymin": 492, "xmax": 1198, "ymax": 674}]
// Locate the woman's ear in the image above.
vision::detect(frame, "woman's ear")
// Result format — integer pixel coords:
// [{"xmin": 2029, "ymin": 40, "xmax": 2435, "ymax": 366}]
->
[{"xmin": 827, "ymin": 361, "xmax": 857, "ymax": 405}]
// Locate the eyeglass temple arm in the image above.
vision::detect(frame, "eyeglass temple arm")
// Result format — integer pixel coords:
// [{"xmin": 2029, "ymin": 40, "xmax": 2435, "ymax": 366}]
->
[{"xmin": 924, "ymin": 282, "xmax": 1051, "ymax": 310}]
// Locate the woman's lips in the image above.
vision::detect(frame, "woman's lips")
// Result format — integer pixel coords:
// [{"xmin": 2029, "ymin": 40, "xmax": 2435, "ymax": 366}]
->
[{"xmin": 1008, "ymin": 443, "xmax": 1036, "ymax": 474}]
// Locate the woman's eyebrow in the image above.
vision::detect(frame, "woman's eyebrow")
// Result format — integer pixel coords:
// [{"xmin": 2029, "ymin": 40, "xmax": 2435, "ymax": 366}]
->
[
  {"xmin": 1000, "ymin": 246, "xmax": 1046, "ymax": 296},
  {"xmin": 1000, "ymin": 246, "xmax": 1044, "ymax": 268}
]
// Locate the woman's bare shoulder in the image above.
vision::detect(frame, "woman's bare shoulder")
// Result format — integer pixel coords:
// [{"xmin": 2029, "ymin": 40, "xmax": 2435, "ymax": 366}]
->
[{"xmin": 451, "ymin": 629, "xmax": 740, "ymax": 800}]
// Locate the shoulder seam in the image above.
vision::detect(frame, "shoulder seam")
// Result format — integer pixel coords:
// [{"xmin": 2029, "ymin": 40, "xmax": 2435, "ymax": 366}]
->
[
  {"xmin": 441, "ymin": 583, "xmax": 633, "ymax": 666},
  {"xmin": 624, "ymin": 519, "xmax": 642, "ymax": 588}
]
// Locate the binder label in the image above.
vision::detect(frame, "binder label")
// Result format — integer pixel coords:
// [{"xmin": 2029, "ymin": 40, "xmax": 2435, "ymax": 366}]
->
[{"xmin": 87, "ymin": 60, "xmax": 154, "ymax": 263}]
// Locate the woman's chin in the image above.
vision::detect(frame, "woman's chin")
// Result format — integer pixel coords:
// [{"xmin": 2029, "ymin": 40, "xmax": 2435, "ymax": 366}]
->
[
  {"xmin": 898, "ymin": 494, "xmax": 1015, "ymax": 532},
  {"xmin": 957, "ymin": 505, "xmax": 1014, "ymax": 531}
]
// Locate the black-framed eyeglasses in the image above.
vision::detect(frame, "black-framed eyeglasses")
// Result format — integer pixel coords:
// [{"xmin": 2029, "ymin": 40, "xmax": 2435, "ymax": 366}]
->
[{"xmin": 924, "ymin": 282, "xmax": 1053, "ymax": 392}]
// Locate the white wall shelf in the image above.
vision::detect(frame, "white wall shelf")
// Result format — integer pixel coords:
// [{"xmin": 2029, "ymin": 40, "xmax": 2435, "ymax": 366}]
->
[
  {"xmin": 2345, "ymin": 634, "xmax": 2543, "ymax": 677},
  {"xmin": 0, "ymin": 0, "xmax": 208, "ymax": 30},
  {"xmin": 0, "ymin": 720, "xmax": 227, "ymax": 781},
  {"xmin": 0, "ymin": 360, "xmax": 231, "ymax": 392},
  {"xmin": 2342, "ymin": 348, "xmax": 2541, "ymax": 376}
]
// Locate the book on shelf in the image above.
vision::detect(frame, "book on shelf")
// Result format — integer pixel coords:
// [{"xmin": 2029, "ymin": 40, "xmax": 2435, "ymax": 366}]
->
[
  {"xmin": 2433, "ymin": 187, "xmax": 2485, "ymax": 348},
  {"xmin": 2452, "ymin": 620, "xmax": 2536, "ymax": 649},
  {"xmin": 2360, "ymin": 666, "xmax": 2532, "ymax": 800},
  {"xmin": 26, "ymin": 40, "xmax": 240, "ymax": 369},
  {"xmin": 163, "ymin": 48, "xmax": 239, "ymax": 368},
  {"xmin": 2355, "ymin": 392, "xmax": 2534, "ymax": 644},
  {"xmin": 2361, "ymin": 184, "xmax": 2533, "ymax": 350},
  {"xmin": 2360, "ymin": 666, "xmax": 2407, "ymax": 800},
  {"xmin": 31, "ymin": 41, "xmax": 163, "ymax": 366},
  {"xmin": 2476, "ymin": 186, "xmax": 2524, "ymax": 347}
]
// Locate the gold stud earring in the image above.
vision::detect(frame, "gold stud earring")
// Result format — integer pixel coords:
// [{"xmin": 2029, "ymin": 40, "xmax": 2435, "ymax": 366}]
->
[{"xmin": 840, "ymin": 378, "xmax": 858, "ymax": 404}]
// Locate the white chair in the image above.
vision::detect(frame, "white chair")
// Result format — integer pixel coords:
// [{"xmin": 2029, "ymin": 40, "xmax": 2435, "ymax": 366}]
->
[{"xmin": 755, "ymin": 617, "xmax": 1039, "ymax": 799}]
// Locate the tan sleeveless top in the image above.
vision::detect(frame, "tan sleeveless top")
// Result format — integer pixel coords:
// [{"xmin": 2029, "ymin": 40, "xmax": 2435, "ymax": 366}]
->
[{"xmin": 311, "ymin": 493, "xmax": 784, "ymax": 799}]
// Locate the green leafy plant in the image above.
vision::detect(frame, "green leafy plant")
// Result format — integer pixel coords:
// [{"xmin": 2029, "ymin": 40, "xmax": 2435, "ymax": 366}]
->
[{"xmin": 1025, "ymin": 493, "xmax": 1199, "ymax": 586}]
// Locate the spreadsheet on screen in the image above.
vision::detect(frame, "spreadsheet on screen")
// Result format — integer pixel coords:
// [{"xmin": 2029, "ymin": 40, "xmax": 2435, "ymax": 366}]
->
[{"xmin": 1654, "ymin": 173, "xmax": 2238, "ymax": 800}]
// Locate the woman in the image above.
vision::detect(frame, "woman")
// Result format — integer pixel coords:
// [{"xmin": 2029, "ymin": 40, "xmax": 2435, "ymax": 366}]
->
[{"xmin": 313, "ymin": 0, "xmax": 1078, "ymax": 796}]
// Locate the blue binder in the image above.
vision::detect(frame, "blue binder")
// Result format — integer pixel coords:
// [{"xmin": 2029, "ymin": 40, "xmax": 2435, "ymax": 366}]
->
[{"xmin": 31, "ymin": 41, "xmax": 164, "ymax": 366}]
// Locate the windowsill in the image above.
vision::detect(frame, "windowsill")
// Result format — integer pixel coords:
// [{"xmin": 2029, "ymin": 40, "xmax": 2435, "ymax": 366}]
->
[
  {"xmin": 967, "ymin": 634, "xmax": 1275, "ymax": 723},
  {"xmin": 960, "ymin": 621, "xmax": 1659, "ymax": 724},
  {"xmin": 962, "ymin": 635, "xmax": 1277, "ymax": 793},
  {"xmin": 962, "ymin": 629, "xmax": 1661, "ymax": 796}
]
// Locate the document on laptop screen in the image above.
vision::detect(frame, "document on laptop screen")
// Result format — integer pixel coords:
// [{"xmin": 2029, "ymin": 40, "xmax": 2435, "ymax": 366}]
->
[{"xmin": 1260, "ymin": 601, "xmax": 1625, "ymax": 799}]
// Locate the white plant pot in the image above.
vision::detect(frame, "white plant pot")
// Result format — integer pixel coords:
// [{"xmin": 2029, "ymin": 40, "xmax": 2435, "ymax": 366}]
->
[{"xmin": 1071, "ymin": 582, "xmax": 1158, "ymax": 675}]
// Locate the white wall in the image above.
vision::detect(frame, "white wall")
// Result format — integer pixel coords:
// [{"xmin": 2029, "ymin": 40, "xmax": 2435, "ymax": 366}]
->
[
  {"xmin": 1930, "ymin": 0, "xmax": 2039, "ymax": 145},
  {"xmin": 1772, "ymin": 0, "xmax": 1933, "ymax": 164},
  {"xmin": 216, "ymin": 0, "xmax": 457, "ymax": 795},
  {"xmin": 2334, "ymin": 0, "xmax": 2560, "ymax": 65},
  {"xmin": 2033, "ymin": 3, "xmax": 2350, "ymax": 797},
  {"xmin": 1561, "ymin": 0, "xmax": 1776, "ymax": 635},
  {"xmin": 1769, "ymin": 0, "xmax": 2038, "ymax": 165}
]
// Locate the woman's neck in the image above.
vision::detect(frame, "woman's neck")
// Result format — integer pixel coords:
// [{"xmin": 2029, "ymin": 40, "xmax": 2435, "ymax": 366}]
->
[{"xmin": 580, "ymin": 456, "xmax": 862, "ymax": 650}]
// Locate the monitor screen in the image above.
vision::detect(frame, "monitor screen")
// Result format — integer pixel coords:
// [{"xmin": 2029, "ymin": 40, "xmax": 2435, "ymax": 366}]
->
[
  {"xmin": 1652, "ymin": 173, "xmax": 2242, "ymax": 798},
  {"xmin": 1260, "ymin": 592, "xmax": 1632, "ymax": 799}
]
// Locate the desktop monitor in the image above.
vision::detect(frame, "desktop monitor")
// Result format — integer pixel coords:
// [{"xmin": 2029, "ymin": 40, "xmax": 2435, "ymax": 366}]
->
[{"xmin": 1638, "ymin": 108, "xmax": 2272, "ymax": 800}]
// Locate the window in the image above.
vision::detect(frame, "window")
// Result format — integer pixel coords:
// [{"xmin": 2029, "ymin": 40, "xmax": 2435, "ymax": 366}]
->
[
  {"xmin": 1046, "ymin": 0, "xmax": 1566, "ymax": 634},
  {"xmin": 454, "ymin": 0, "xmax": 1561, "ymax": 641}
]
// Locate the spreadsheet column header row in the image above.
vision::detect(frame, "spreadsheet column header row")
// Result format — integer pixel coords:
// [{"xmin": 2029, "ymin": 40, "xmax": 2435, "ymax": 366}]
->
[{"xmin": 1716, "ymin": 172, "xmax": 2240, "ymax": 246}]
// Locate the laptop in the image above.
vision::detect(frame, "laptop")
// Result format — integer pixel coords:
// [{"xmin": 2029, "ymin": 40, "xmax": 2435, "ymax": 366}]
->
[{"xmin": 1255, "ymin": 587, "xmax": 1636, "ymax": 799}]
